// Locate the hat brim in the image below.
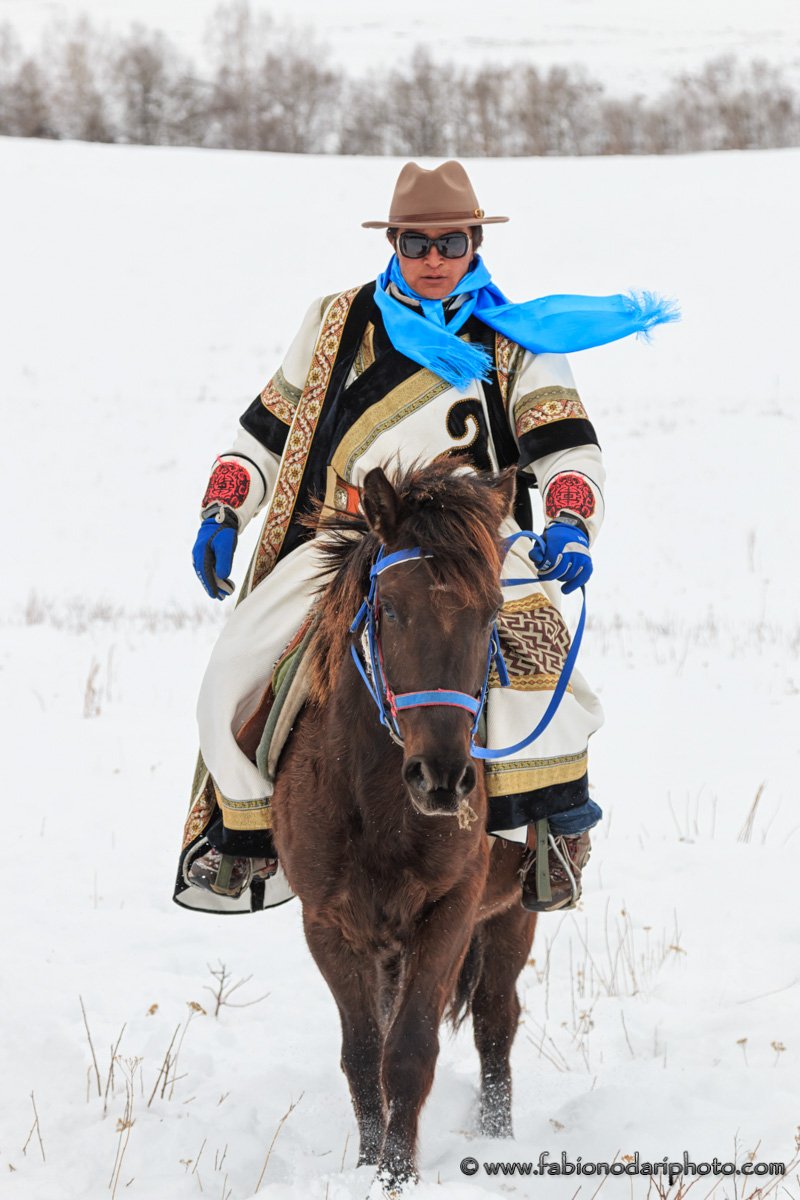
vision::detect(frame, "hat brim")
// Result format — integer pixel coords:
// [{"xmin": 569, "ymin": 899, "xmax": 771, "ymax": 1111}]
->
[{"xmin": 362, "ymin": 215, "xmax": 509, "ymax": 229}]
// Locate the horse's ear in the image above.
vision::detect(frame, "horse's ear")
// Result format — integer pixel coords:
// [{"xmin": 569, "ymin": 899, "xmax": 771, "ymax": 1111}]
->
[
  {"xmin": 361, "ymin": 468, "xmax": 401, "ymax": 541},
  {"xmin": 490, "ymin": 466, "xmax": 517, "ymax": 519}
]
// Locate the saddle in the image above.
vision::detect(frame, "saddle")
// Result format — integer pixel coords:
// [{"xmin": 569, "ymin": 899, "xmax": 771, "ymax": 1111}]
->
[{"xmin": 236, "ymin": 612, "xmax": 318, "ymax": 780}]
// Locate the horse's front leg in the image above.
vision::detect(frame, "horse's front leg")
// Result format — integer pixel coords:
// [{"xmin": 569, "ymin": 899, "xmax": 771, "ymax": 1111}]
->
[
  {"xmin": 376, "ymin": 881, "xmax": 481, "ymax": 1195},
  {"xmin": 303, "ymin": 913, "xmax": 386, "ymax": 1166},
  {"xmin": 472, "ymin": 903, "xmax": 536, "ymax": 1138}
]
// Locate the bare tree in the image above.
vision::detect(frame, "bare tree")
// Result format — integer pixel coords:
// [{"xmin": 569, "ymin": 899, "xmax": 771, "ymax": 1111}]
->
[
  {"xmin": 113, "ymin": 24, "xmax": 175, "ymax": 143},
  {"xmin": 112, "ymin": 23, "xmax": 207, "ymax": 146},
  {"xmin": 513, "ymin": 65, "xmax": 604, "ymax": 156},
  {"xmin": 0, "ymin": 21, "xmax": 21, "ymax": 132},
  {"xmin": 7, "ymin": 58, "xmax": 53, "ymax": 138},
  {"xmin": 42, "ymin": 15, "xmax": 114, "ymax": 142},
  {"xmin": 338, "ymin": 76, "xmax": 392, "ymax": 156},
  {"xmin": 452, "ymin": 65, "xmax": 510, "ymax": 157},
  {"xmin": 205, "ymin": 0, "xmax": 274, "ymax": 149},
  {"xmin": 598, "ymin": 95, "xmax": 645, "ymax": 155},
  {"xmin": 253, "ymin": 32, "xmax": 341, "ymax": 153},
  {"xmin": 385, "ymin": 48, "xmax": 460, "ymax": 156}
]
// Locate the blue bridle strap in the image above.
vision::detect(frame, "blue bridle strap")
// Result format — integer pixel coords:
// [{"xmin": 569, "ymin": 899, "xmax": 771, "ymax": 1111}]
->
[
  {"xmin": 349, "ymin": 533, "xmax": 585, "ymax": 758},
  {"xmin": 394, "ymin": 690, "xmax": 482, "ymax": 715},
  {"xmin": 500, "ymin": 528, "xmax": 547, "ymax": 586}
]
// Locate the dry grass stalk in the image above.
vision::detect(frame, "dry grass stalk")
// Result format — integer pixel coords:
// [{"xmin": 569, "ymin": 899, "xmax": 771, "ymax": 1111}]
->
[
  {"xmin": 524, "ymin": 1021, "xmax": 569, "ymax": 1073},
  {"xmin": 147, "ymin": 1024, "xmax": 180, "ymax": 1108},
  {"xmin": 570, "ymin": 905, "xmax": 683, "ymax": 1000},
  {"xmin": 192, "ymin": 1137, "xmax": 206, "ymax": 1191},
  {"xmin": 738, "ymin": 782, "xmax": 766, "ymax": 844},
  {"xmin": 84, "ymin": 659, "xmax": 103, "ymax": 718},
  {"xmin": 103, "ymin": 1025, "xmax": 127, "ymax": 1117},
  {"xmin": 587, "ymin": 1155, "xmax": 618, "ymax": 1198},
  {"xmin": 109, "ymin": 1060, "xmax": 139, "ymax": 1198},
  {"xmin": 21, "ymin": 1092, "xmax": 46, "ymax": 1162},
  {"xmin": 80, "ymin": 995, "xmax": 103, "ymax": 1098},
  {"xmin": 254, "ymin": 1093, "xmax": 305, "ymax": 1193},
  {"xmin": 168, "ymin": 1003, "xmax": 206, "ymax": 1101}
]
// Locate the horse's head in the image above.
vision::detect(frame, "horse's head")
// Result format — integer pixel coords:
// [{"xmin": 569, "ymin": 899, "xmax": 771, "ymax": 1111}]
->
[{"xmin": 359, "ymin": 462, "xmax": 515, "ymax": 817}]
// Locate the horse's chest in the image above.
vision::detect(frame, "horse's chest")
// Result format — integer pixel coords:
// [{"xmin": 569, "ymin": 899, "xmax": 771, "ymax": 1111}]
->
[{"xmin": 327, "ymin": 858, "xmax": 453, "ymax": 955}]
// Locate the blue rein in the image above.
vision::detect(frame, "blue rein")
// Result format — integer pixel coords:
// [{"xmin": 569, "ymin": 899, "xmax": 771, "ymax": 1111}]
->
[{"xmin": 349, "ymin": 533, "xmax": 587, "ymax": 760}]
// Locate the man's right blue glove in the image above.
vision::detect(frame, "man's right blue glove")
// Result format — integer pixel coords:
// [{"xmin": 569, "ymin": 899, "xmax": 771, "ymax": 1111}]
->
[{"xmin": 192, "ymin": 504, "xmax": 238, "ymax": 600}]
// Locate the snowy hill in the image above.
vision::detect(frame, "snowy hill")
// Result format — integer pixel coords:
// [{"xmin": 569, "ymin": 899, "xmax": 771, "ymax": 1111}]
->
[
  {"xmin": 2, "ymin": 137, "xmax": 800, "ymax": 1199},
  {"xmin": 3, "ymin": 0, "xmax": 800, "ymax": 92}
]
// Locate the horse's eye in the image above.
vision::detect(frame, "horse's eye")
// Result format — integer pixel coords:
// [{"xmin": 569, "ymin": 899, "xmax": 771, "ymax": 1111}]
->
[{"xmin": 382, "ymin": 602, "xmax": 398, "ymax": 623}]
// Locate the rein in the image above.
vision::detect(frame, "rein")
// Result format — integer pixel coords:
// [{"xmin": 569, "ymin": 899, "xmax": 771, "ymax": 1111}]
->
[{"xmin": 349, "ymin": 533, "xmax": 586, "ymax": 760}]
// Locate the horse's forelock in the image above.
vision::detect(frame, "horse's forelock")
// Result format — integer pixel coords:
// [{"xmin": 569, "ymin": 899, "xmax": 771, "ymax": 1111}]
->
[{"xmin": 393, "ymin": 470, "xmax": 505, "ymax": 609}]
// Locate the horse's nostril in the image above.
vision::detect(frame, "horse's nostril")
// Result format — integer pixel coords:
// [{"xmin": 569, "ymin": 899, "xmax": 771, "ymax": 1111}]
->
[
  {"xmin": 456, "ymin": 762, "xmax": 477, "ymax": 797},
  {"xmin": 404, "ymin": 756, "xmax": 476, "ymax": 802},
  {"xmin": 404, "ymin": 757, "xmax": 432, "ymax": 795}
]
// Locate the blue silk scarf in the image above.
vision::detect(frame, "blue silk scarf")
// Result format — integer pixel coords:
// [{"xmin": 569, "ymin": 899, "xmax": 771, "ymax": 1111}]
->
[{"xmin": 373, "ymin": 254, "xmax": 679, "ymax": 389}]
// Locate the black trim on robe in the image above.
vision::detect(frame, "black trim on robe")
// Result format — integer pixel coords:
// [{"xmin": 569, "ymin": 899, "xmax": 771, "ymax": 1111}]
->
[
  {"xmin": 518, "ymin": 418, "xmax": 600, "ymax": 477},
  {"xmin": 487, "ymin": 773, "xmax": 590, "ymax": 831},
  {"xmin": 466, "ymin": 318, "xmax": 536, "ymax": 529},
  {"xmin": 239, "ymin": 394, "xmax": 291, "ymax": 460},
  {"xmin": 206, "ymin": 815, "xmax": 274, "ymax": 857}
]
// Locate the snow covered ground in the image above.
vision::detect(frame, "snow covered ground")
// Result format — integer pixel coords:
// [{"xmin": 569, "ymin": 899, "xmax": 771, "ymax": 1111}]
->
[
  {"xmin": 3, "ymin": 0, "xmax": 800, "ymax": 93},
  {"xmin": 2, "ymin": 136, "xmax": 800, "ymax": 1198}
]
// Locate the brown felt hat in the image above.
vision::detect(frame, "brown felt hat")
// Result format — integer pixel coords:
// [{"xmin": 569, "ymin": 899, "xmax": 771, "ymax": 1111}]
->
[{"xmin": 362, "ymin": 160, "xmax": 509, "ymax": 229}]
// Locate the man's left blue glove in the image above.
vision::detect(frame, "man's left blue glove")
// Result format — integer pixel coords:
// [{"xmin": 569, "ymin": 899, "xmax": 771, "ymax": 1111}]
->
[
  {"xmin": 530, "ymin": 520, "xmax": 592, "ymax": 594},
  {"xmin": 192, "ymin": 504, "xmax": 238, "ymax": 600}
]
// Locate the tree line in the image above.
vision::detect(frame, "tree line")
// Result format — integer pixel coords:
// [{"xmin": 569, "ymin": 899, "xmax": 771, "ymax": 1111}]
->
[{"xmin": 1, "ymin": 3, "xmax": 798, "ymax": 155}]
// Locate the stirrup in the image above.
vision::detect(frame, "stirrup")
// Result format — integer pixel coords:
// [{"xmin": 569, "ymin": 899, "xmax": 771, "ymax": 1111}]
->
[
  {"xmin": 186, "ymin": 844, "xmax": 277, "ymax": 899},
  {"xmin": 545, "ymin": 833, "xmax": 581, "ymax": 906},
  {"xmin": 520, "ymin": 818, "xmax": 584, "ymax": 913}
]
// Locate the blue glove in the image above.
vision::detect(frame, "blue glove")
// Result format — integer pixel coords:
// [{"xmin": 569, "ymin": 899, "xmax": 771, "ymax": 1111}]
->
[
  {"xmin": 530, "ymin": 520, "xmax": 592, "ymax": 594},
  {"xmin": 192, "ymin": 505, "xmax": 238, "ymax": 600}
]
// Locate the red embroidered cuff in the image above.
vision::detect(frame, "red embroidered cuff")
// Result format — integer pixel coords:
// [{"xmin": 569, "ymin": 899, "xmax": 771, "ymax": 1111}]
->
[
  {"xmin": 544, "ymin": 472, "xmax": 596, "ymax": 521},
  {"xmin": 202, "ymin": 460, "xmax": 251, "ymax": 509}
]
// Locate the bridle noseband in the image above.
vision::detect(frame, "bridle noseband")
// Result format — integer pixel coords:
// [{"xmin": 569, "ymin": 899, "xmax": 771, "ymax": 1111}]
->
[{"xmin": 349, "ymin": 533, "xmax": 586, "ymax": 760}]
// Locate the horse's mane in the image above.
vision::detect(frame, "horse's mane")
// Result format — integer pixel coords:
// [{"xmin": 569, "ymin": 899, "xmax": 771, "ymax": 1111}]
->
[{"xmin": 304, "ymin": 460, "xmax": 509, "ymax": 704}]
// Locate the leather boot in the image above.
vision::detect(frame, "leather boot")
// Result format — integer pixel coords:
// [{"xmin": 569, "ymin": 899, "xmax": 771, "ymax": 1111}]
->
[{"xmin": 521, "ymin": 821, "xmax": 591, "ymax": 912}]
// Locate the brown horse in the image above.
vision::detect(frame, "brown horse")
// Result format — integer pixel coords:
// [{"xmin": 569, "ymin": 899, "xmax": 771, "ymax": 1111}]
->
[{"xmin": 270, "ymin": 460, "xmax": 537, "ymax": 1196}]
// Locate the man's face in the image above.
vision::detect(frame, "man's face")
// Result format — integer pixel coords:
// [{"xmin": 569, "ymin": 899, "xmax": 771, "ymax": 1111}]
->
[{"xmin": 395, "ymin": 227, "xmax": 473, "ymax": 300}]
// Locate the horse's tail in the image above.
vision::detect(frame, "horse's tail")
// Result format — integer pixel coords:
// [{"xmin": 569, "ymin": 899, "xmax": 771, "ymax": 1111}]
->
[{"xmin": 447, "ymin": 927, "xmax": 486, "ymax": 1030}]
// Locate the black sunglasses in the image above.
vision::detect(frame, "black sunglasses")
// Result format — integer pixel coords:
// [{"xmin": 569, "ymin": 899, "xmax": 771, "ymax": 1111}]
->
[{"xmin": 397, "ymin": 231, "xmax": 470, "ymax": 260}]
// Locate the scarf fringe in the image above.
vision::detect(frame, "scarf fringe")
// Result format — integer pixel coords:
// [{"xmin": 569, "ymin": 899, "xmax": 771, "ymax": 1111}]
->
[
  {"xmin": 625, "ymin": 290, "xmax": 682, "ymax": 342},
  {"xmin": 427, "ymin": 341, "xmax": 493, "ymax": 389}
]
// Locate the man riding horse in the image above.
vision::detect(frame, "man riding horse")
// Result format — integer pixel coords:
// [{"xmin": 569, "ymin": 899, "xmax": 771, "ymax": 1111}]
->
[{"xmin": 175, "ymin": 160, "xmax": 676, "ymax": 915}]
